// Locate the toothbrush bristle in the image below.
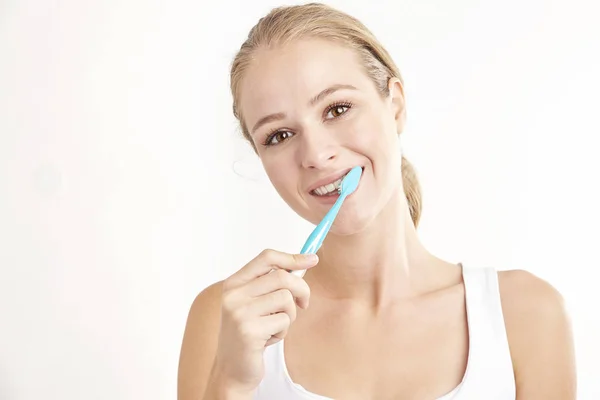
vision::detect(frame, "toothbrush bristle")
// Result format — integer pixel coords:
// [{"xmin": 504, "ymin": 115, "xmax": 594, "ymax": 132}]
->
[{"xmin": 339, "ymin": 166, "xmax": 362, "ymax": 196}]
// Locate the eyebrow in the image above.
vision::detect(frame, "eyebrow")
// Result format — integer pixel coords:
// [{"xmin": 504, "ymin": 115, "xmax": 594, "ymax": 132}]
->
[
  {"xmin": 308, "ymin": 84, "xmax": 357, "ymax": 107},
  {"xmin": 250, "ymin": 84, "xmax": 358, "ymax": 135}
]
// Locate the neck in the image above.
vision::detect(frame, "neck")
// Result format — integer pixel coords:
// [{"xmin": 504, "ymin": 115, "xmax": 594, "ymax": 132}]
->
[{"xmin": 303, "ymin": 189, "xmax": 458, "ymax": 309}]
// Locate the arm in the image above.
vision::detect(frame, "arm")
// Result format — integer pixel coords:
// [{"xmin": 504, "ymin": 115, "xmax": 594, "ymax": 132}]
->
[
  {"xmin": 499, "ymin": 270, "xmax": 576, "ymax": 399},
  {"xmin": 177, "ymin": 282, "xmax": 253, "ymax": 400}
]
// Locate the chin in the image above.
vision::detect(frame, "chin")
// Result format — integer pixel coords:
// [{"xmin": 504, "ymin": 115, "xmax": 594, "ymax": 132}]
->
[
  {"xmin": 288, "ymin": 203, "xmax": 368, "ymax": 234},
  {"xmin": 323, "ymin": 207, "xmax": 376, "ymax": 236}
]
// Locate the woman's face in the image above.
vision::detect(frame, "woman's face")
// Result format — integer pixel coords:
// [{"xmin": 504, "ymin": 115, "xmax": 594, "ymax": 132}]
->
[{"xmin": 239, "ymin": 39, "xmax": 406, "ymax": 234}]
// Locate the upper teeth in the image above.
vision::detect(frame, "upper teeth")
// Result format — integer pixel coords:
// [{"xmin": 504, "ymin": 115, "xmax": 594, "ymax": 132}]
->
[{"xmin": 313, "ymin": 176, "xmax": 344, "ymax": 196}]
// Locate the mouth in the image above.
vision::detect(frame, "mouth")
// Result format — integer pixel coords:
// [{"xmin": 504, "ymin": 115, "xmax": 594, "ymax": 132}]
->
[
  {"xmin": 309, "ymin": 167, "xmax": 364, "ymax": 197},
  {"xmin": 311, "ymin": 176, "xmax": 346, "ymax": 197}
]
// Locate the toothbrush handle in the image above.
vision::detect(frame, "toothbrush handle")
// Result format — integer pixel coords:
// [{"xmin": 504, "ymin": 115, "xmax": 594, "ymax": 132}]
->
[
  {"xmin": 300, "ymin": 194, "xmax": 345, "ymax": 254},
  {"xmin": 292, "ymin": 194, "xmax": 346, "ymax": 277},
  {"xmin": 299, "ymin": 218, "xmax": 333, "ymax": 254}
]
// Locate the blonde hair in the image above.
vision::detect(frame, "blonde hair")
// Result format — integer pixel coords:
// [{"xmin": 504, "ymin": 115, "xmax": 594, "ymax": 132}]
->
[{"xmin": 230, "ymin": 3, "xmax": 422, "ymax": 227}]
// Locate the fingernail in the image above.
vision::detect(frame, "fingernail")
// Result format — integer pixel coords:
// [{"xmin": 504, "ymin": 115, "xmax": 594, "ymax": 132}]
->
[{"xmin": 304, "ymin": 253, "xmax": 318, "ymax": 263}]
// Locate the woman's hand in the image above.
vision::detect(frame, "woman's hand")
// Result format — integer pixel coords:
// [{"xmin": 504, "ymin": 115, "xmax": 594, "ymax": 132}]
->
[{"xmin": 211, "ymin": 249, "xmax": 318, "ymax": 394}]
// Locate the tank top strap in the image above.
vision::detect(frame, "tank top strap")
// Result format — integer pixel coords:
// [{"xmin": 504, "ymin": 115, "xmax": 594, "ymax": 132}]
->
[
  {"xmin": 462, "ymin": 265, "xmax": 508, "ymax": 342},
  {"xmin": 456, "ymin": 264, "xmax": 516, "ymax": 399}
]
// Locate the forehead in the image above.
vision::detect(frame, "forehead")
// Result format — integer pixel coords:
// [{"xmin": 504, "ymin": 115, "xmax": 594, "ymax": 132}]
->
[{"xmin": 238, "ymin": 39, "xmax": 373, "ymax": 124}]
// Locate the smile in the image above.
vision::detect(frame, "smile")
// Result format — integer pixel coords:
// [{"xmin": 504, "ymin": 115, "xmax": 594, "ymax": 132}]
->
[
  {"xmin": 312, "ymin": 176, "xmax": 345, "ymax": 196},
  {"xmin": 309, "ymin": 167, "xmax": 364, "ymax": 197}
]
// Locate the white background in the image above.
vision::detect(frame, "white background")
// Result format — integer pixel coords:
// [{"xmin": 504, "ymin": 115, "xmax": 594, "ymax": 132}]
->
[{"xmin": 1, "ymin": 0, "xmax": 598, "ymax": 398}]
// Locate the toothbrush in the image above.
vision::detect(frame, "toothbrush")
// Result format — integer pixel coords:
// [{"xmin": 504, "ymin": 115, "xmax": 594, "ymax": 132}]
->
[{"xmin": 292, "ymin": 166, "xmax": 363, "ymax": 277}]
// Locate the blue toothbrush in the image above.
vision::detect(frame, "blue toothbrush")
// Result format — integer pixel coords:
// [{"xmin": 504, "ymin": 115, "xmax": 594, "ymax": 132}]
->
[{"xmin": 292, "ymin": 166, "xmax": 363, "ymax": 277}]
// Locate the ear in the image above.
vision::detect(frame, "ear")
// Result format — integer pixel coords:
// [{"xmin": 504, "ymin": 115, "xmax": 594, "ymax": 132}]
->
[{"xmin": 388, "ymin": 77, "xmax": 406, "ymax": 135}]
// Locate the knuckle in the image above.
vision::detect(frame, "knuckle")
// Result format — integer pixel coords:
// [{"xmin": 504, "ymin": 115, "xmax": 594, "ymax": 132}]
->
[
  {"xmin": 221, "ymin": 292, "xmax": 236, "ymax": 312},
  {"xmin": 291, "ymin": 253, "xmax": 303, "ymax": 264},
  {"xmin": 238, "ymin": 321, "xmax": 256, "ymax": 339},
  {"xmin": 284, "ymin": 289, "xmax": 294, "ymax": 303},
  {"xmin": 276, "ymin": 289, "xmax": 293, "ymax": 304},
  {"xmin": 260, "ymin": 248, "xmax": 276, "ymax": 260},
  {"xmin": 230, "ymin": 306, "xmax": 247, "ymax": 323},
  {"xmin": 302, "ymin": 281, "xmax": 311, "ymax": 297},
  {"xmin": 274, "ymin": 269, "xmax": 290, "ymax": 286},
  {"xmin": 288, "ymin": 276, "xmax": 309, "ymax": 298},
  {"xmin": 304, "ymin": 280, "xmax": 311, "ymax": 294}
]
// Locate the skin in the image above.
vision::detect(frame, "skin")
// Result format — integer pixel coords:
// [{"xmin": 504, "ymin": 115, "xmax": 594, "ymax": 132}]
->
[{"xmin": 178, "ymin": 39, "xmax": 576, "ymax": 399}]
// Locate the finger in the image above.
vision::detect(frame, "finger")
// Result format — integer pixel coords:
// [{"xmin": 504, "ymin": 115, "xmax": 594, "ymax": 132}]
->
[
  {"xmin": 227, "ymin": 249, "xmax": 318, "ymax": 288},
  {"xmin": 268, "ymin": 326, "xmax": 288, "ymax": 345},
  {"xmin": 258, "ymin": 312, "xmax": 292, "ymax": 342},
  {"xmin": 265, "ymin": 335, "xmax": 284, "ymax": 347},
  {"xmin": 247, "ymin": 288, "xmax": 298, "ymax": 322},
  {"xmin": 244, "ymin": 269, "xmax": 311, "ymax": 309}
]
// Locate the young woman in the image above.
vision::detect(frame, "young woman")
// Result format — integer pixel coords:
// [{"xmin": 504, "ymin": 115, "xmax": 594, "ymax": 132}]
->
[{"xmin": 178, "ymin": 3, "xmax": 576, "ymax": 399}]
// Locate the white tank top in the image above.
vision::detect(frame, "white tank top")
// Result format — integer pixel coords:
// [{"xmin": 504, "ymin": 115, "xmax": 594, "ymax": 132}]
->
[{"xmin": 253, "ymin": 265, "xmax": 516, "ymax": 399}]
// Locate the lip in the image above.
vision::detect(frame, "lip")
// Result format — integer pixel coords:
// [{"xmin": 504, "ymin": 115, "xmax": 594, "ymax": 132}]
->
[{"xmin": 306, "ymin": 166, "xmax": 364, "ymax": 194}]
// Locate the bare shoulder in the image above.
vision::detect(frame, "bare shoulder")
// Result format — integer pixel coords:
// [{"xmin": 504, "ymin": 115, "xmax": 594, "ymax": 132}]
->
[
  {"xmin": 497, "ymin": 269, "xmax": 576, "ymax": 399},
  {"xmin": 187, "ymin": 281, "xmax": 225, "ymax": 320},
  {"xmin": 177, "ymin": 281, "xmax": 224, "ymax": 400},
  {"xmin": 497, "ymin": 269, "xmax": 570, "ymax": 335},
  {"xmin": 497, "ymin": 269, "xmax": 566, "ymax": 313}
]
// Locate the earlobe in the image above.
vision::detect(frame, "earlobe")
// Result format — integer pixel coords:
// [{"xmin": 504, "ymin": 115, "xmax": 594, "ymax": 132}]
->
[{"xmin": 388, "ymin": 77, "xmax": 407, "ymax": 134}]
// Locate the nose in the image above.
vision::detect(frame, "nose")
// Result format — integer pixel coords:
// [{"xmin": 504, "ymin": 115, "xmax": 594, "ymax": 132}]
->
[{"xmin": 299, "ymin": 128, "xmax": 337, "ymax": 169}]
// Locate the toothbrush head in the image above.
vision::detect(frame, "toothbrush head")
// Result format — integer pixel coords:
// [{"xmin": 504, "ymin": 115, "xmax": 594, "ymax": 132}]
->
[{"xmin": 338, "ymin": 166, "xmax": 362, "ymax": 197}]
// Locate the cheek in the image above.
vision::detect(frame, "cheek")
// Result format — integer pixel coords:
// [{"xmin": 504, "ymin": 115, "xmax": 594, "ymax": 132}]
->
[
  {"xmin": 343, "ymin": 110, "xmax": 395, "ymax": 157},
  {"xmin": 344, "ymin": 110, "xmax": 402, "ymax": 190},
  {"xmin": 263, "ymin": 162, "xmax": 287, "ymax": 190},
  {"xmin": 262, "ymin": 158, "xmax": 301, "ymax": 202}
]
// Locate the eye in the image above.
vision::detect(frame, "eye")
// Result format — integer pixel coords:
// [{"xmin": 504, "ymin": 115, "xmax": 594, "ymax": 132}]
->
[
  {"xmin": 264, "ymin": 129, "xmax": 294, "ymax": 146},
  {"xmin": 325, "ymin": 102, "xmax": 352, "ymax": 120}
]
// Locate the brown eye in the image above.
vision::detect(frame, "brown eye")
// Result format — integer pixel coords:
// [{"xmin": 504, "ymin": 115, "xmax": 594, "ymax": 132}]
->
[
  {"xmin": 268, "ymin": 130, "xmax": 294, "ymax": 145},
  {"xmin": 332, "ymin": 106, "xmax": 346, "ymax": 117},
  {"xmin": 325, "ymin": 104, "xmax": 351, "ymax": 120}
]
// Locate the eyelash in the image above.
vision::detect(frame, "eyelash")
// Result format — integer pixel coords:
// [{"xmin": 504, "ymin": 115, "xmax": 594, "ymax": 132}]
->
[{"xmin": 262, "ymin": 101, "xmax": 354, "ymax": 147}]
